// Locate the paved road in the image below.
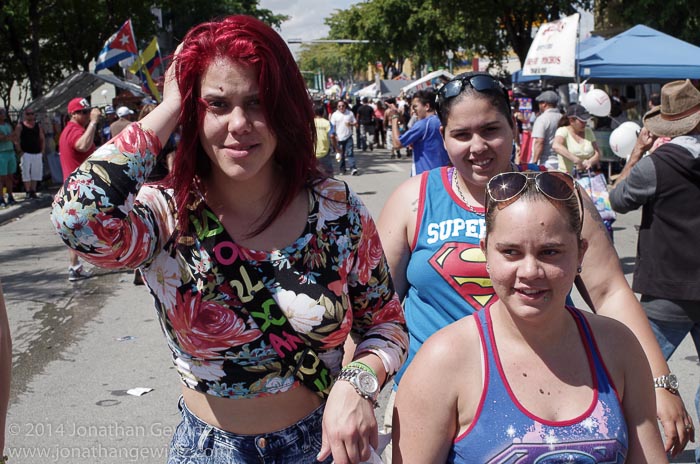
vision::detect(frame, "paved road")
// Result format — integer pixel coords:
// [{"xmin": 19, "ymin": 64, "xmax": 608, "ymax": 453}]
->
[{"xmin": 1, "ymin": 148, "xmax": 697, "ymax": 462}]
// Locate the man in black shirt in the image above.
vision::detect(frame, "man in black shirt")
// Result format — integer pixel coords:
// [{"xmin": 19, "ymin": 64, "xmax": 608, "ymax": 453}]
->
[
  {"xmin": 14, "ymin": 108, "xmax": 45, "ymax": 199},
  {"xmin": 356, "ymin": 97, "xmax": 375, "ymax": 151}
]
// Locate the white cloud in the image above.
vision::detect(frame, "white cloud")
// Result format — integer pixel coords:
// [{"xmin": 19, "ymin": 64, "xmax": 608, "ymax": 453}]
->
[{"xmin": 260, "ymin": 0, "xmax": 360, "ymax": 55}]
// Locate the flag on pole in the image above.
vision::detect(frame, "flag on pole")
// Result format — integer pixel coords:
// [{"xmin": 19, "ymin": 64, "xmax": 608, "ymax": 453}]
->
[
  {"xmin": 129, "ymin": 37, "xmax": 162, "ymax": 102},
  {"xmin": 144, "ymin": 37, "xmax": 163, "ymax": 79},
  {"xmin": 95, "ymin": 19, "xmax": 138, "ymax": 72}
]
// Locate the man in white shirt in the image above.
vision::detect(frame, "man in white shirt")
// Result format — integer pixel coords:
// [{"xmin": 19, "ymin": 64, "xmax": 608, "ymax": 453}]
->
[{"xmin": 330, "ymin": 100, "xmax": 358, "ymax": 175}]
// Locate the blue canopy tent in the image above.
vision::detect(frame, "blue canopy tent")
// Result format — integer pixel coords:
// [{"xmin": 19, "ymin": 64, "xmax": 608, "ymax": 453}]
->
[
  {"xmin": 577, "ymin": 25, "xmax": 700, "ymax": 83},
  {"xmin": 515, "ymin": 25, "xmax": 700, "ymax": 84}
]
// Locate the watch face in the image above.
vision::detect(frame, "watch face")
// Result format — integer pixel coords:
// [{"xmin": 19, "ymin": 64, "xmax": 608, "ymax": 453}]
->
[
  {"xmin": 357, "ymin": 371, "xmax": 379, "ymax": 395},
  {"xmin": 668, "ymin": 374, "xmax": 679, "ymax": 390}
]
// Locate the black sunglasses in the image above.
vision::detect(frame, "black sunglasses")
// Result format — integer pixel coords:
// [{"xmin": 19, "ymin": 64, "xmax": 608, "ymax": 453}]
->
[
  {"xmin": 437, "ymin": 75, "xmax": 510, "ymax": 112},
  {"xmin": 486, "ymin": 171, "xmax": 583, "ymax": 232},
  {"xmin": 75, "ymin": 109, "xmax": 90, "ymax": 115}
]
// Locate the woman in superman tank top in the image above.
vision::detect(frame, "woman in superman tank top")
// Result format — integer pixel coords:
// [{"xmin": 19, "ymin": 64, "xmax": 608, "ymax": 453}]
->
[
  {"xmin": 378, "ymin": 72, "xmax": 693, "ymax": 458},
  {"xmin": 392, "ymin": 170, "xmax": 667, "ymax": 463}
]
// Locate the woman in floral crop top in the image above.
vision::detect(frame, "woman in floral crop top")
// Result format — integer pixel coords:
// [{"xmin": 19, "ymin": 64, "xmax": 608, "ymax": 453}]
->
[{"xmin": 51, "ymin": 15, "xmax": 407, "ymax": 464}]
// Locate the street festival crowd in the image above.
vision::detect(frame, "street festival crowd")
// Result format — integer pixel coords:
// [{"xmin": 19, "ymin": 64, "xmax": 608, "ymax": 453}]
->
[{"xmin": 0, "ymin": 13, "xmax": 699, "ymax": 464}]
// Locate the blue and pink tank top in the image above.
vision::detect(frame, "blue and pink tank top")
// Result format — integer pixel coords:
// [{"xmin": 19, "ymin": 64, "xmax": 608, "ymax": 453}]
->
[
  {"xmin": 397, "ymin": 164, "xmax": 552, "ymax": 387},
  {"xmin": 448, "ymin": 306, "xmax": 628, "ymax": 463}
]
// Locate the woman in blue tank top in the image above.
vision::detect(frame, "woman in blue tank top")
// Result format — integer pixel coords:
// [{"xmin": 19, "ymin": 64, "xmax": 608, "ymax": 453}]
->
[
  {"xmin": 392, "ymin": 170, "xmax": 668, "ymax": 463},
  {"xmin": 378, "ymin": 73, "xmax": 693, "ymax": 457}
]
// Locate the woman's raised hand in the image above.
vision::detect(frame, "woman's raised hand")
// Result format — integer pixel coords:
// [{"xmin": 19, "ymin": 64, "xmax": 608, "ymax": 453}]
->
[
  {"xmin": 162, "ymin": 43, "xmax": 183, "ymax": 107},
  {"xmin": 139, "ymin": 43, "xmax": 183, "ymax": 146}
]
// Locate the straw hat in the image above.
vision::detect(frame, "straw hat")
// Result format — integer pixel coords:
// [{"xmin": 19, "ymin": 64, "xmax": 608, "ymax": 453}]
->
[{"xmin": 643, "ymin": 79, "xmax": 700, "ymax": 138}]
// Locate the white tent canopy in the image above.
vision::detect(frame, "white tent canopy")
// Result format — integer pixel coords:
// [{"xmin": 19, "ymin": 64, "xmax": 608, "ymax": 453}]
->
[
  {"xmin": 26, "ymin": 71, "xmax": 145, "ymax": 113},
  {"xmin": 353, "ymin": 80, "xmax": 408, "ymax": 98},
  {"xmin": 401, "ymin": 69, "xmax": 454, "ymax": 95}
]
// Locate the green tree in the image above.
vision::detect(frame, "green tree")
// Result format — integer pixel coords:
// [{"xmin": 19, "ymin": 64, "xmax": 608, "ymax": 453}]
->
[
  {"xmin": 297, "ymin": 42, "xmax": 351, "ymax": 84},
  {"xmin": 0, "ymin": 0, "xmax": 287, "ymax": 101},
  {"xmin": 325, "ymin": 0, "xmax": 593, "ymax": 75},
  {"xmin": 1, "ymin": 0, "xmax": 160, "ymax": 99},
  {"xmin": 597, "ymin": 0, "xmax": 700, "ymax": 45},
  {"xmin": 326, "ymin": 0, "xmax": 458, "ymax": 78},
  {"xmin": 446, "ymin": 0, "xmax": 592, "ymax": 69},
  {"xmin": 157, "ymin": 0, "xmax": 287, "ymax": 43}
]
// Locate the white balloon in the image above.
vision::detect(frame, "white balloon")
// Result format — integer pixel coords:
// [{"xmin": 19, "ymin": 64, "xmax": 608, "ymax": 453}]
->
[
  {"xmin": 101, "ymin": 89, "xmax": 109, "ymax": 96},
  {"xmin": 617, "ymin": 121, "xmax": 642, "ymax": 133},
  {"xmin": 580, "ymin": 89, "xmax": 611, "ymax": 117},
  {"xmin": 609, "ymin": 122, "xmax": 641, "ymax": 158}
]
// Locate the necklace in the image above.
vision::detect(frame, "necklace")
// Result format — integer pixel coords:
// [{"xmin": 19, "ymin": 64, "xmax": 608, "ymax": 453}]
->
[{"xmin": 451, "ymin": 168, "xmax": 482, "ymax": 215}]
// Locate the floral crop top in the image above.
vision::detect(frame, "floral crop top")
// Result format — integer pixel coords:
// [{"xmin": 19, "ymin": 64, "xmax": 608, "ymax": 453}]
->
[{"xmin": 51, "ymin": 124, "xmax": 408, "ymax": 399}]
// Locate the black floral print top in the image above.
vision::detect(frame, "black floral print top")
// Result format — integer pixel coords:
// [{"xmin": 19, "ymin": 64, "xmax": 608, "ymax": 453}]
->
[{"xmin": 51, "ymin": 123, "xmax": 408, "ymax": 398}]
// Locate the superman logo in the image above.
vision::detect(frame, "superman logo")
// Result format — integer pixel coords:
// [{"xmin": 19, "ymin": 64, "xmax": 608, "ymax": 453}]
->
[{"xmin": 428, "ymin": 242, "xmax": 495, "ymax": 310}]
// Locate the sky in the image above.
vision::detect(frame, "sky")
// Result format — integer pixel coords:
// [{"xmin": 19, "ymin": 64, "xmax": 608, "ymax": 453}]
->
[{"xmin": 258, "ymin": 0, "xmax": 360, "ymax": 56}]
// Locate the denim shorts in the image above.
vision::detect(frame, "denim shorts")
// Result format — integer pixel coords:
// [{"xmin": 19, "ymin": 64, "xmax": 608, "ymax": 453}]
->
[{"xmin": 168, "ymin": 397, "xmax": 333, "ymax": 464}]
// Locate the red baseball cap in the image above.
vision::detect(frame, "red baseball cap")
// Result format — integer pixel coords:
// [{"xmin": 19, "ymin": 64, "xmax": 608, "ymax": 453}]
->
[{"xmin": 68, "ymin": 97, "xmax": 91, "ymax": 114}]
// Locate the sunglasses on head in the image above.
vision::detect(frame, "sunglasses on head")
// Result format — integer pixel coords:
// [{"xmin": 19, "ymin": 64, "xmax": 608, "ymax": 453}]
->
[
  {"xmin": 486, "ymin": 171, "xmax": 583, "ymax": 231},
  {"xmin": 437, "ymin": 74, "xmax": 510, "ymax": 112}
]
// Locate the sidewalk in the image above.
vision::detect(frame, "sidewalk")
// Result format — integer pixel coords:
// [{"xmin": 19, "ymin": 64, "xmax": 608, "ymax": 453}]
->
[{"xmin": 0, "ymin": 186, "xmax": 57, "ymax": 225}]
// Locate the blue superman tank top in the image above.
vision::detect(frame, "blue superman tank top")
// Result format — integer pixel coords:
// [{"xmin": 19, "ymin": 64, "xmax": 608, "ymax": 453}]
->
[
  {"xmin": 448, "ymin": 306, "xmax": 629, "ymax": 463},
  {"xmin": 396, "ymin": 164, "xmax": 553, "ymax": 387},
  {"xmin": 397, "ymin": 167, "xmax": 495, "ymax": 386}
]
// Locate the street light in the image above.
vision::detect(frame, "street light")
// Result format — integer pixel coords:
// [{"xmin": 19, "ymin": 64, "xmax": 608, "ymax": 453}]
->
[
  {"xmin": 446, "ymin": 49, "xmax": 454, "ymax": 74},
  {"xmin": 287, "ymin": 38, "xmax": 371, "ymax": 44}
]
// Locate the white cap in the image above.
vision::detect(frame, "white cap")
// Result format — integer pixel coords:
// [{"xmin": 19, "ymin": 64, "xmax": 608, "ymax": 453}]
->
[{"xmin": 116, "ymin": 106, "xmax": 134, "ymax": 118}]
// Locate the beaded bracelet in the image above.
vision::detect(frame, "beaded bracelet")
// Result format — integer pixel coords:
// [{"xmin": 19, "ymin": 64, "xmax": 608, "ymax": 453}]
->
[{"xmin": 344, "ymin": 360, "xmax": 376, "ymax": 377}]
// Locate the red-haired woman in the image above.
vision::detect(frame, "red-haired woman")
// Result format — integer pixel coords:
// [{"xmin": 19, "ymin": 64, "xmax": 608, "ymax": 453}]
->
[{"xmin": 51, "ymin": 15, "xmax": 407, "ymax": 464}]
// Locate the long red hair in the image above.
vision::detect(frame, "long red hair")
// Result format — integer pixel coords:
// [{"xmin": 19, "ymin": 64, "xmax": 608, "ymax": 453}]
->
[{"xmin": 167, "ymin": 15, "xmax": 319, "ymax": 236}]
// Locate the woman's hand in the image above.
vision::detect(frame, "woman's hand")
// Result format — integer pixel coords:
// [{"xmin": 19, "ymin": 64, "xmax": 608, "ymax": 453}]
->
[
  {"xmin": 317, "ymin": 380, "xmax": 378, "ymax": 464},
  {"xmin": 162, "ymin": 43, "xmax": 183, "ymax": 106},
  {"xmin": 656, "ymin": 388, "xmax": 695, "ymax": 456},
  {"xmin": 582, "ymin": 158, "xmax": 596, "ymax": 170},
  {"xmin": 139, "ymin": 43, "xmax": 183, "ymax": 146}
]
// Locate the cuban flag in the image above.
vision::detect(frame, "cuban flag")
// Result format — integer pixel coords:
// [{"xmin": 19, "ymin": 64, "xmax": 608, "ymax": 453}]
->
[{"xmin": 94, "ymin": 19, "xmax": 138, "ymax": 72}]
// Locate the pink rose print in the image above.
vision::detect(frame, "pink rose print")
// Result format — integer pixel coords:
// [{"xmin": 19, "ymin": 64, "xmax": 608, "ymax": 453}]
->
[
  {"xmin": 371, "ymin": 298, "xmax": 405, "ymax": 325},
  {"xmin": 354, "ymin": 212, "xmax": 384, "ymax": 283},
  {"xmin": 169, "ymin": 289, "xmax": 261, "ymax": 358}
]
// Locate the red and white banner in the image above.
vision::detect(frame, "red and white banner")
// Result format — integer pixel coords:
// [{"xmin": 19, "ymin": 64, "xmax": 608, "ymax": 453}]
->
[{"xmin": 522, "ymin": 13, "xmax": 579, "ymax": 77}]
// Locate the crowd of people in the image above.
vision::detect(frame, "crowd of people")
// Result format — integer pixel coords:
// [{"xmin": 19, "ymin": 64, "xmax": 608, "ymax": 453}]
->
[
  {"xmin": 0, "ymin": 12, "xmax": 698, "ymax": 464},
  {"xmin": 0, "ymin": 93, "xmax": 158, "ymax": 211},
  {"xmin": 312, "ymin": 88, "xmax": 455, "ymax": 179}
]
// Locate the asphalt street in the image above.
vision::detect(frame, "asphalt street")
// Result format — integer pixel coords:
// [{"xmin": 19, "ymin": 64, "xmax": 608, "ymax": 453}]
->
[{"xmin": 1, "ymin": 147, "xmax": 697, "ymax": 463}]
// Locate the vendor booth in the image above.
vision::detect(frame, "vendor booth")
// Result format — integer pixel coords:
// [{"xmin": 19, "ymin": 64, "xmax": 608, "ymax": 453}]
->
[
  {"xmin": 354, "ymin": 79, "xmax": 407, "ymax": 98},
  {"xmin": 578, "ymin": 25, "xmax": 700, "ymax": 83},
  {"xmin": 26, "ymin": 71, "xmax": 145, "ymax": 113}
]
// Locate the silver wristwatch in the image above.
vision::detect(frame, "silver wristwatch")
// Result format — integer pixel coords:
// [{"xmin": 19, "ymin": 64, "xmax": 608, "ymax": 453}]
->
[
  {"xmin": 653, "ymin": 373, "xmax": 679, "ymax": 394},
  {"xmin": 337, "ymin": 367, "xmax": 380, "ymax": 408}
]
